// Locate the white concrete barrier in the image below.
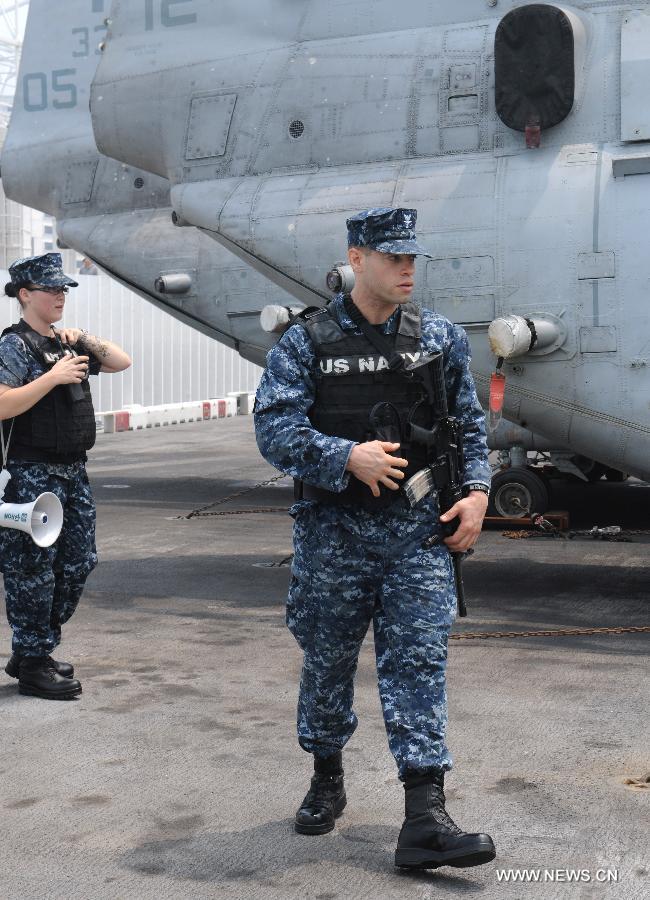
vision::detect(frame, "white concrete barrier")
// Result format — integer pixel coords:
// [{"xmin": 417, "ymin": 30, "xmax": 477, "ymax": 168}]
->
[
  {"xmin": 204, "ymin": 398, "xmax": 237, "ymax": 419},
  {"xmin": 99, "ymin": 396, "xmax": 248, "ymax": 433},
  {"xmin": 227, "ymin": 391, "xmax": 256, "ymax": 415},
  {"xmin": 102, "ymin": 411, "xmax": 131, "ymax": 434}
]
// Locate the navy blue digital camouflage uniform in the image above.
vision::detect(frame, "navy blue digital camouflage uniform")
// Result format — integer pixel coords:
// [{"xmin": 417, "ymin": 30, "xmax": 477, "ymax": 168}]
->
[
  {"xmin": 254, "ymin": 212, "xmax": 490, "ymax": 779},
  {"xmin": 0, "ymin": 253, "xmax": 97, "ymax": 658}
]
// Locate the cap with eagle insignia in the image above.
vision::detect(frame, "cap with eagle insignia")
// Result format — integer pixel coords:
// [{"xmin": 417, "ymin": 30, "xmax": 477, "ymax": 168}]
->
[{"xmin": 346, "ymin": 208, "xmax": 432, "ymax": 256}]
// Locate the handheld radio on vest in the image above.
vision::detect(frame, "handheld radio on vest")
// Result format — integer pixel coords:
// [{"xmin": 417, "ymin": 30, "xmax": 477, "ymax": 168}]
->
[{"xmin": 51, "ymin": 330, "xmax": 87, "ymax": 403}]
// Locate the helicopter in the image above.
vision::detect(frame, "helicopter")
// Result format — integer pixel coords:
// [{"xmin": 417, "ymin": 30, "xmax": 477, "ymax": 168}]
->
[{"xmin": 2, "ymin": 0, "xmax": 649, "ymax": 516}]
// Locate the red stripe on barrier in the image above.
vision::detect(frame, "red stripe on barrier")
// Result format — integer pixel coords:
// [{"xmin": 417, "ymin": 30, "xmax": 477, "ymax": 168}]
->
[
  {"xmin": 203, "ymin": 402, "xmax": 211, "ymax": 420},
  {"xmin": 115, "ymin": 412, "xmax": 130, "ymax": 432},
  {"xmin": 217, "ymin": 400, "xmax": 226, "ymax": 418}
]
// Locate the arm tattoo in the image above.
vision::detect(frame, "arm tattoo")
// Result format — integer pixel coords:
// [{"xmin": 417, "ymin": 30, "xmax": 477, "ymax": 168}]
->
[{"xmin": 79, "ymin": 334, "xmax": 110, "ymax": 360}]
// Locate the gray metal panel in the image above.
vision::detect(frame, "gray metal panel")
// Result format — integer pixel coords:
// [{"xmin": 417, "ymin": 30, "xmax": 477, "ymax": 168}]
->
[
  {"xmin": 426, "ymin": 255, "xmax": 494, "ymax": 289},
  {"xmin": 612, "ymin": 155, "xmax": 650, "ymax": 178},
  {"xmin": 577, "ymin": 251, "xmax": 616, "ymax": 280},
  {"xmin": 185, "ymin": 94, "xmax": 237, "ymax": 161},
  {"xmin": 621, "ymin": 11, "xmax": 650, "ymax": 141},
  {"xmin": 579, "ymin": 326, "xmax": 617, "ymax": 354},
  {"xmin": 440, "ymin": 125, "xmax": 480, "ymax": 152},
  {"xmin": 426, "ymin": 254, "xmax": 495, "ymax": 324},
  {"xmin": 432, "ymin": 294, "xmax": 494, "ymax": 324},
  {"xmin": 64, "ymin": 161, "xmax": 98, "ymax": 204}
]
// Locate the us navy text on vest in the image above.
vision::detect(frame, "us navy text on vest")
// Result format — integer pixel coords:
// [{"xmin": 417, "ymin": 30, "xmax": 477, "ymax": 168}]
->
[{"xmin": 318, "ymin": 352, "xmax": 423, "ymax": 375}]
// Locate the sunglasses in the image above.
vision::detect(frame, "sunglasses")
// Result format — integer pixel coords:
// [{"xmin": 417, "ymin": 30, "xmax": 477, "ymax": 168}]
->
[{"xmin": 28, "ymin": 285, "xmax": 69, "ymax": 295}]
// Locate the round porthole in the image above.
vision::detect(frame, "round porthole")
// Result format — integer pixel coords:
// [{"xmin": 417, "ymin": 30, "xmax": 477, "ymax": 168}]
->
[
  {"xmin": 134, "ymin": 177, "xmax": 145, "ymax": 189},
  {"xmin": 289, "ymin": 120, "xmax": 305, "ymax": 139}
]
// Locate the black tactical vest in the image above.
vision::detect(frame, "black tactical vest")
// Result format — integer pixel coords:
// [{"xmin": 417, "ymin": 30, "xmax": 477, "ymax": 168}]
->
[
  {"xmin": 1, "ymin": 320, "xmax": 96, "ymax": 463},
  {"xmin": 298, "ymin": 301, "xmax": 436, "ymax": 511}
]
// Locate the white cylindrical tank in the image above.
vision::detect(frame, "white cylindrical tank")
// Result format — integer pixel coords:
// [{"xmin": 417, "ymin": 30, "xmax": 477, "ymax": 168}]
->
[
  {"xmin": 488, "ymin": 315, "xmax": 565, "ymax": 359},
  {"xmin": 260, "ymin": 304, "xmax": 305, "ymax": 334}
]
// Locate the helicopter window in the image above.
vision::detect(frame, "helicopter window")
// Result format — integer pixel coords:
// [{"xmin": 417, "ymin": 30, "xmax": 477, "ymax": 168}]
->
[{"xmin": 495, "ymin": 4, "xmax": 575, "ymax": 132}]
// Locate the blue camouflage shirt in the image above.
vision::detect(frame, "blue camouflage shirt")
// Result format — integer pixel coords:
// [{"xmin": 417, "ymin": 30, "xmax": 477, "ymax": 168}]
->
[{"xmin": 254, "ymin": 295, "xmax": 490, "ymax": 537}]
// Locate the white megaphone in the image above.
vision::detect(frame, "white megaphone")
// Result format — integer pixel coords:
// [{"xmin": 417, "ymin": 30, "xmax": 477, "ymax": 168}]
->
[{"xmin": 0, "ymin": 470, "xmax": 63, "ymax": 547}]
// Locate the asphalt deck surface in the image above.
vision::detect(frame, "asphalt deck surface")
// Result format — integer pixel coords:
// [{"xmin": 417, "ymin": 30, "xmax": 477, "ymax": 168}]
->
[{"xmin": 1, "ymin": 417, "xmax": 648, "ymax": 900}]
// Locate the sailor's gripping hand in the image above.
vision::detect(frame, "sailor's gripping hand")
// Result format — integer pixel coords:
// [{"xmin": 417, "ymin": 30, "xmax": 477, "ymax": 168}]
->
[
  {"xmin": 48, "ymin": 354, "xmax": 90, "ymax": 385},
  {"xmin": 346, "ymin": 441, "xmax": 408, "ymax": 498},
  {"xmin": 54, "ymin": 328, "xmax": 85, "ymax": 346},
  {"xmin": 440, "ymin": 492, "xmax": 488, "ymax": 553}
]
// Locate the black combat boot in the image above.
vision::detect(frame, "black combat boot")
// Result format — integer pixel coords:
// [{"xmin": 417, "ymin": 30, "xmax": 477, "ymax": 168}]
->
[
  {"xmin": 395, "ymin": 771, "xmax": 496, "ymax": 869},
  {"xmin": 295, "ymin": 752, "xmax": 346, "ymax": 835},
  {"xmin": 6, "ymin": 653, "xmax": 74, "ymax": 679},
  {"xmin": 18, "ymin": 657, "xmax": 82, "ymax": 700}
]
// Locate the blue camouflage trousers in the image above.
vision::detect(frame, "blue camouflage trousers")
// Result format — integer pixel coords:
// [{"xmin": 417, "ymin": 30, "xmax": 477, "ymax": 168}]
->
[
  {"xmin": 288, "ymin": 502, "xmax": 456, "ymax": 779},
  {"xmin": 0, "ymin": 461, "xmax": 97, "ymax": 657}
]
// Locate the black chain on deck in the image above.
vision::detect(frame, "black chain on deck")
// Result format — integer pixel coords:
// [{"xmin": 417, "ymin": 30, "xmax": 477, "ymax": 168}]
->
[
  {"xmin": 450, "ymin": 625, "xmax": 650, "ymax": 641},
  {"xmin": 183, "ymin": 473, "xmax": 290, "ymax": 519},
  {"xmin": 503, "ymin": 528, "xmax": 650, "ymax": 541}
]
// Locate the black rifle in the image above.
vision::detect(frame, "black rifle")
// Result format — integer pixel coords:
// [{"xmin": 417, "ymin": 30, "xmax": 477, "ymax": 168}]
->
[{"xmin": 402, "ymin": 353, "xmax": 468, "ymax": 617}]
